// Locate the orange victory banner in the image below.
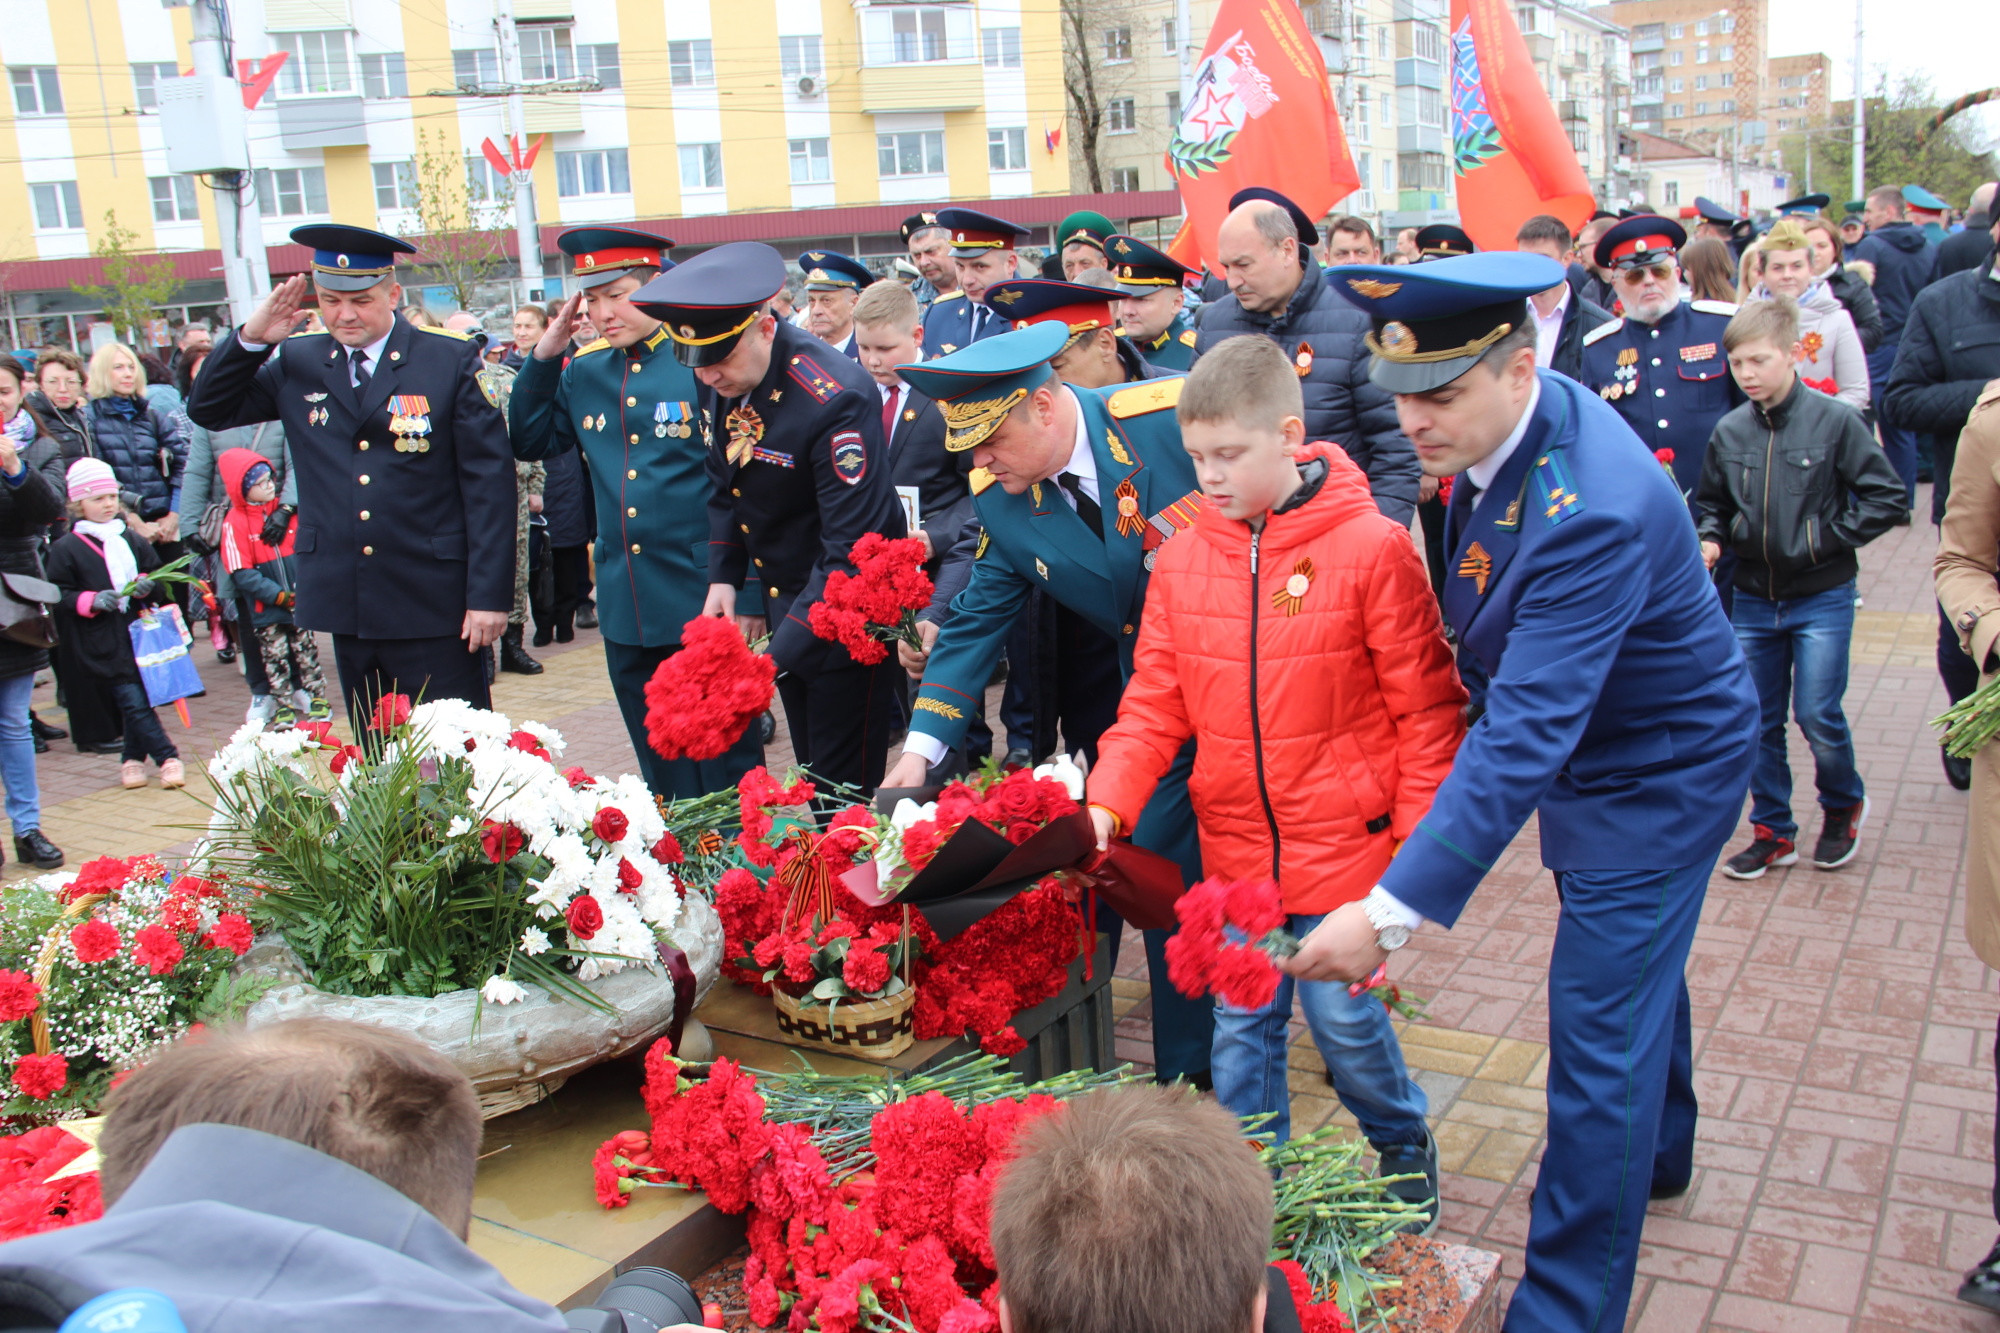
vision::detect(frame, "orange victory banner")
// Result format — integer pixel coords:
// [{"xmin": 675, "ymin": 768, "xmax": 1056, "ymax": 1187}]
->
[
  {"xmin": 1448, "ymin": 0, "xmax": 1595, "ymax": 250},
  {"xmin": 1164, "ymin": 0, "xmax": 1359, "ymax": 274}
]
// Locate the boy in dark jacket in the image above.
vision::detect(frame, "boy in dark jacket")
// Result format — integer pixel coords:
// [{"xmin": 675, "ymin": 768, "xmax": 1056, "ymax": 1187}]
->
[
  {"xmin": 218, "ymin": 448, "xmax": 327, "ymax": 724},
  {"xmin": 1696, "ymin": 297, "xmax": 1905, "ymax": 879}
]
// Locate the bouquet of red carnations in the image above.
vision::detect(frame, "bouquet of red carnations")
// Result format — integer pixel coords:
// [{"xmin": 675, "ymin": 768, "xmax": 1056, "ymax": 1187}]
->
[
  {"xmin": 848, "ymin": 757, "xmax": 1088, "ymax": 907},
  {"xmin": 1165, "ymin": 879, "xmax": 1425, "ymax": 1019},
  {"xmin": 808, "ymin": 533, "xmax": 934, "ymax": 666},
  {"xmin": 644, "ymin": 616, "xmax": 778, "ymax": 762}
]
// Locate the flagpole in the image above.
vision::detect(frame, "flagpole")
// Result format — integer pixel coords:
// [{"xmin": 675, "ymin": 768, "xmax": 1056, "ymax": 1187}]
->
[{"xmin": 1849, "ymin": 0, "xmax": 1865, "ymax": 202}]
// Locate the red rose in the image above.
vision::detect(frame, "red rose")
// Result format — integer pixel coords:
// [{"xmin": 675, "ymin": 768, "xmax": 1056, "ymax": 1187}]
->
[
  {"xmin": 0, "ymin": 970, "xmax": 41, "ymax": 1022},
  {"xmin": 507, "ymin": 730, "xmax": 550, "ymax": 759},
  {"xmin": 566, "ymin": 895, "xmax": 604, "ymax": 941},
  {"xmin": 368, "ymin": 693, "xmax": 412, "ymax": 732},
  {"xmin": 69, "ymin": 920, "xmax": 120, "ymax": 965},
  {"xmin": 617, "ymin": 858, "xmax": 644, "ymax": 893},
  {"xmin": 12, "ymin": 1052, "xmax": 67, "ymax": 1101},
  {"xmin": 650, "ymin": 832, "xmax": 683, "ymax": 864},
  {"xmin": 592, "ymin": 807, "xmax": 630, "ymax": 843},
  {"xmin": 132, "ymin": 924, "xmax": 185, "ymax": 976},
  {"xmin": 480, "ymin": 819, "xmax": 526, "ymax": 863},
  {"xmin": 562, "ymin": 766, "xmax": 593, "ymax": 789},
  {"xmin": 297, "ymin": 720, "xmax": 336, "ymax": 747},
  {"xmin": 203, "ymin": 914, "xmax": 255, "ymax": 956},
  {"xmin": 328, "ymin": 744, "xmax": 364, "ymax": 774},
  {"xmin": 988, "ymin": 776, "xmax": 1041, "ymax": 824},
  {"xmin": 175, "ymin": 875, "xmax": 224, "ymax": 900}
]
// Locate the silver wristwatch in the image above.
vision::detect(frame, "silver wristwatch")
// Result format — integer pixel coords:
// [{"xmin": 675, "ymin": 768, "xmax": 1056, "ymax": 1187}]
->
[{"xmin": 1362, "ymin": 895, "xmax": 1412, "ymax": 952}]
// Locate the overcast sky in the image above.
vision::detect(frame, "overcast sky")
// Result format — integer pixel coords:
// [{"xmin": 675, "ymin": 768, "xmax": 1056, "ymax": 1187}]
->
[{"xmin": 1765, "ymin": 0, "xmax": 1998, "ymax": 153}]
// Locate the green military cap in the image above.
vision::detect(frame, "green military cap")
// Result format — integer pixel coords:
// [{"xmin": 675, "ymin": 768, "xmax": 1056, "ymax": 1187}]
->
[{"xmin": 1056, "ymin": 210, "xmax": 1116, "ymax": 255}]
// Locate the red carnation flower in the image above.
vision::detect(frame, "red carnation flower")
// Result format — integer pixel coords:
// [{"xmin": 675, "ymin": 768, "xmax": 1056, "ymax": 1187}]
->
[
  {"xmin": 808, "ymin": 533, "xmax": 934, "ymax": 667},
  {"xmin": 203, "ymin": 914, "xmax": 255, "ymax": 957},
  {"xmin": 980, "ymin": 1025, "xmax": 1026, "ymax": 1057},
  {"xmin": 12, "ymin": 1052, "xmax": 67, "ymax": 1101},
  {"xmin": 69, "ymin": 920, "xmax": 121, "ymax": 965},
  {"xmin": 650, "ymin": 832, "xmax": 683, "ymax": 865},
  {"xmin": 1210, "ymin": 943, "xmax": 1281, "ymax": 1012},
  {"xmin": 562, "ymin": 766, "xmax": 592, "ymax": 789},
  {"xmin": 842, "ymin": 942, "xmax": 892, "ymax": 994},
  {"xmin": 480, "ymin": 819, "xmax": 526, "ymax": 863},
  {"xmin": 644, "ymin": 617, "xmax": 777, "ymax": 762},
  {"xmin": 0, "ymin": 970, "xmax": 41, "ymax": 1022},
  {"xmin": 328, "ymin": 744, "xmax": 364, "ymax": 774},
  {"xmin": 507, "ymin": 730, "xmax": 550, "ymax": 759},
  {"xmin": 592, "ymin": 807, "xmax": 629, "ymax": 843},
  {"xmin": 61, "ymin": 856, "xmax": 131, "ymax": 904},
  {"xmin": 368, "ymin": 692, "xmax": 412, "ymax": 732},
  {"xmin": 617, "ymin": 858, "xmax": 644, "ymax": 893},
  {"xmin": 566, "ymin": 895, "xmax": 604, "ymax": 941},
  {"xmin": 131, "ymin": 924, "xmax": 185, "ymax": 976}
]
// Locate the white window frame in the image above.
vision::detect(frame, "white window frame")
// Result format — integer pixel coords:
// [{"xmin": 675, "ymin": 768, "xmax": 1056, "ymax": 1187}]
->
[
  {"xmin": 1103, "ymin": 26, "xmax": 1131, "ymax": 62},
  {"xmin": 577, "ymin": 44, "xmax": 620, "ymax": 89},
  {"xmin": 987, "ymin": 126, "xmax": 1026, "ymax": 171},
  {"xmin": 274, "ymin": 30, "xmax": 355, "ymax": 96},
  {"xmin": 30, "ymin": 181, "xmax": 83, "ymax": 230},
  {"xmin": 453, "ymin": 48, "xmax": 500, "ymax": 88},
  {"xmin": 1109, "ymin": 166, "xmax": 1139, "ymax": 192},
  {"xmin": 372, "ymin": 161, "xmax": 418, "ymax": 212},
  {"xmin": 517, "ymin": 24, "xmax": 575, "ymax": 82},
  {"xmin": 877, "ymin": 130, "xmax": 945, "ymax": 178},
  {"xmin": 560, "ymin": 148, "xmax": 635, "ymax": 196},
  {"xmin": 360, "ymin": 53, "xmax": 407, "ymax": 99},
  {"xmin": 981, "ymin": 27, "xmax": 1021, "ymax": 68},
  {"xmin": 788, "ymin": 137, "xmax": 832, "ymax": 183},
  {"xmin": 149, "ymin": 175, "xmax": 200, "ymax": 223},
  {"xmin": 131, "ymin": 63, "xmax": 177, "ymax": 111},
  {"xmin": 861, "ymin": 6, "xmax": 974, "ymax": 65},
  {"xmin": 673, "ymin": 144, "xmax": 720, "ymax": 192},
  {"xmin": 253, "ymin": 166, "xmax": 330, "ymax": 217},
  {"xmin": 781, "ymin": 35, "xmax": 824, "ymax": 81},
  {"xmin": 1105, "ymin": 97, "xmax": 1136, "ymax": 134},
  {"xmin": 669, "ymin": 39, "xmax": 715, "ymax": 88},
  {"xmin": 10, "ymin": 67, "xmax": 63, "ymax": 116}
]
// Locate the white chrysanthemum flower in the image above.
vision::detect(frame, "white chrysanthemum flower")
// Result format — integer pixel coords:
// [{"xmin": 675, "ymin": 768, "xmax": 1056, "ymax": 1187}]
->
[
  {"xmin": 445, "ymin": 815, "xmax": 473, "ymax": 839},
  {"xmin": 520, "ymin": 927, "xmax": 551, "ymax": 956},
  {"xmin": 482, "ymin": 976, "xmax": 530, "ymax": 1005}
]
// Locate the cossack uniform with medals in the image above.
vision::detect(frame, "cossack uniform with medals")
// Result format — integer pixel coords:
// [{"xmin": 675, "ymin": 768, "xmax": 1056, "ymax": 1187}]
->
[
  {"xmin": 633, "ymin": 243, "xmax": 908, "ymax": 794},
  {"xmin": 1106, "ymin": 234, "xmax": 1198, "ymax": 372},
  {"xmin": 919, "ymin": 208, "xmax": 1030, "ymax": 357},
  {"xmin": 894, "ymin": 323, "xmax": 1216, "ymax": 1085},
  {"xmin": 185, "ymin": 224, "xmax": 517, "ymax": 722},
  {"xmin": 1579, "ymin": 216, "xmax": 1743, "ymax": 504},
  {"xmin": 508, "ymin": 225, "xmax": 762, "ymax": 801},
  {"xmin": 1329, "ymin": 254, "xmax": 1758, "ymax": 1333}
]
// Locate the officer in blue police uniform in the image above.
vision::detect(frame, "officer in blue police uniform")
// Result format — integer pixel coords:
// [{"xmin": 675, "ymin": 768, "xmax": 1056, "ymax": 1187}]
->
[
  {"xmin": 1105, "ymin": 234, "xmax": 1197, "ymax": 372},
  {"xmin": 797, "ymin": 250, "xmax": 874, "ymax": 360},
  {"xmin": 1578, "ymin": 216, "xmax": 1742, "ymax": 508},
  {"xmin": 508, "ymin": 226, "xmax": 762, "ymax": 800},
  {"xmin": 880, "ymin": 322, "xmax": 1216, "ymax": 1085},
  {"xmin": 920, "ymin": 208, "xmax": 1031, "ymax": 357},
  {"xmin": 633, "ymin": 243, "xmax": 907, "ymax": 795},
  {"xmin": 1299, "ymin": 253, "xmax": 1757, "ymax": 1332},
  {"xmin": 1774, "ymin": 191, "xmax": 1832, "ymax": 219},
  {"xmin": 186, "ymin": 224, "xmax": 517, "ymax": 722},
  {"xmin": 1691, "ymin": 195, "xmax": 1740, "ymax": 241}
]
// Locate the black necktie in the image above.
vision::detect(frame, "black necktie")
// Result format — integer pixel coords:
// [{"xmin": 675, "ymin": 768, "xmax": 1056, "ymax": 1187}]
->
[
  {"xmin": 1058, "ymin": 473, "xmax": 1102, "ymax": 537},
  {"xmin": 351, "ymin": 348, "xmax": 372, "ymax": 387}
]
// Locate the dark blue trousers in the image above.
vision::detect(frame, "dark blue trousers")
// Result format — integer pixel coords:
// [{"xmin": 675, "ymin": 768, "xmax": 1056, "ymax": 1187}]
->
[
  {"xmin": 604, "ymin": 638, "xmax": 762, "ymax": 801},
  {"xmin": 1503, "ymin": 854, "xmax": 1713, "ymax": 1333},
  {"xmin": 1128, "ymin": 744, "xmax": 1214, "ymax": 1084},
  {"xmin": 332, "ymin": 633, "xmax": 489, "ymax": 730}
]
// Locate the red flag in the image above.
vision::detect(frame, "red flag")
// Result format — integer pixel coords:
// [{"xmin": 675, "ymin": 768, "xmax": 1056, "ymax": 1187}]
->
[
  {"xmin": 238, "ymin": 52, "xmax": 288, "ymax": 110},
  {"xmin": 1164, "ymin": 0, "xmax": 1358, "ymax": 274},
  {"xmin": 1447, "ymin": 0, "xmax": 1594, "ymax": 251}
]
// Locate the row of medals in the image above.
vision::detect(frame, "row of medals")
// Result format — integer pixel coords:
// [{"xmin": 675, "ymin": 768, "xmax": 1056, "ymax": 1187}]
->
[
  {"xmin": 1604, "ymin": 349, "xmax": 1640, "ymax": 400},
  {"xmin": 578, "ymin": 405, "xmax": 695, "ymax": 438},
  {"xmin": 389, "ymin": 412, "xmax": 431, "ymax": 453}
]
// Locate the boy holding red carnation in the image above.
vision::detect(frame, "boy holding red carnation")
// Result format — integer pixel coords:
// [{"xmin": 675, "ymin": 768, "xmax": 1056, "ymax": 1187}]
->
[{"xmin": 1086, "ymin": 336, "xmax": 1465, "ymax": 1230}]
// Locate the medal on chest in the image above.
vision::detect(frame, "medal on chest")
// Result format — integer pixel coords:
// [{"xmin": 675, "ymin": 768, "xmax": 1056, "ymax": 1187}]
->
[
  {"xmin": 725, "ymin": 404, "xmax": 765, "ymax": 466},
  {"xmin": 388, "ymin": 395, "xmax": 432, "ymax": 453},
  {"xmin": 1112, "ymin": 479, "xmax": 1144, "ymax": 538},
  {"xmin": 1271, "ymin": 558, "xmax": 1315, "ymax": 616},
  {"xmin": 657, "ymin": 401, "xmax": 693, "ymax": 438}
]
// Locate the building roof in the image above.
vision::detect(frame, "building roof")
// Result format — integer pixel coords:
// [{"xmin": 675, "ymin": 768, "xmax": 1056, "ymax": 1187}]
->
[{"xmin": 1628, "ymin": 130, "xmax": 1712, "ymax": 160}]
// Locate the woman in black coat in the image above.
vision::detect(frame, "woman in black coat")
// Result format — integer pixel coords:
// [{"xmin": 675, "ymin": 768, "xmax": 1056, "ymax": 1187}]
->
[
  {"xmin": 86, "ymin": 343, "xmax": 189, "ymax": 622},
  {"xmin": 0, "ymin": 360, "xmax": 69, "ymax": 869}
]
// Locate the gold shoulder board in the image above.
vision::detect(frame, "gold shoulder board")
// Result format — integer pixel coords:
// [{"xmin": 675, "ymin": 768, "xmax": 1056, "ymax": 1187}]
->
[
  {"xmin": 575, "ymin": 338, "xmax": 611, "ymax": 356},
  {"xmin": 1178, "ymin": 329, "xmax": 1197, "ymax": 346},
  {"xmin": 1107, "ymin": 377, "xmax": 1184, "ymax": 418},
  {"xmin": 968, "ymin": 466, "xmax": 997, "ymax": 495},
  {"xmin": 422, "ymin": 325, "xmax": 474, "ymax": 341}
]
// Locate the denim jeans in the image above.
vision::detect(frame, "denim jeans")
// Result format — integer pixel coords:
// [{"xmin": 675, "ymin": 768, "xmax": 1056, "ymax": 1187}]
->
[
  {"xmin": 109, "ymin": 682, "xmax": 177, "ymax": 765},
  {"xmin": 0, "ymin": 672, "xmax": 40, "ymax": 834},
  {"xmin": 1731, "ymin": 582, "xmax": 1863, "ymax": 841},
  {"xmin": 1211, "ymin": 911, "xmax": 1429, "ymax": 1147}
]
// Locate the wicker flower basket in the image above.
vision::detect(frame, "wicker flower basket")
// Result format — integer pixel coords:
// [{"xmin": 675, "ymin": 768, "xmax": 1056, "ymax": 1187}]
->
[
  {"xmin": 30, "ymin": 893, "xmax": 108, "ymax": 1056},
  {"xmin": 772, "ymin": 984, "xmax": 916, "ymax": 1061}
]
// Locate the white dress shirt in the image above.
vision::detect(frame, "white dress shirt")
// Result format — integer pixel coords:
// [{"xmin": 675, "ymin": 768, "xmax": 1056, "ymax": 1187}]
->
[
  {"xmin": 1531, "ymin": 289, "xmax": 1569, "ymax": 369},
  {"xmin": 239, "ymin": 327, "xmax": 392, "ymax": 389}
]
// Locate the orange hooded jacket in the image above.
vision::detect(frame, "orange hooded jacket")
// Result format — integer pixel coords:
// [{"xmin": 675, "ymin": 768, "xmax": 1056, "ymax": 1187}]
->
[{"xmin": 1088, "ymin": 442, "xmax": 1467, "ymax": 914}]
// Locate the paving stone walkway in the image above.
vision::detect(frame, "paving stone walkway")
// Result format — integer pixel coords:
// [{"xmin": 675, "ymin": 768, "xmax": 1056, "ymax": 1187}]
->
[{"xmin": 13, "ymin": 482, "xmax": 1995, "ymax": 1330}]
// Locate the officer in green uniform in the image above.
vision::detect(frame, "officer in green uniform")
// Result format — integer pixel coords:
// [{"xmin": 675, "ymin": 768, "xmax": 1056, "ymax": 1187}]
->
[
  {"xmin": 882, "ymin": 322, "xmax": 1215, "ymax": 1084},
  {"xmin": 507, "ymin": 226, "xmax": 761, "ymax": 800},
  {"xmin": 1104, "ymin": 234, "xmax": 1197, "ymax": 372},
  {"xmin": 1054, "ymin": 209, "xmax": 1116, "ymax": 280}
]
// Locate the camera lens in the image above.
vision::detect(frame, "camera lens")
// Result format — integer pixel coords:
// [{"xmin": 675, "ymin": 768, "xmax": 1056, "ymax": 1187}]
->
[{"xmin": 591, "ymin": 1267, "xmax": 704, "ymax": 1333}]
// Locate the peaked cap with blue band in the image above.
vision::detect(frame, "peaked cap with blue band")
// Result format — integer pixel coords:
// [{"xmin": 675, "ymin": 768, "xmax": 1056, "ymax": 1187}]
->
[
  {"xmin": 1692, "ymin": 196, "xmax": 1740, "ymax": 225},
  {"xmin": 629, "ymin": 242, "xmax": 787, "ymax": 369},
  {"xmin": 894, "ymin": 322, "xmax": 1067, "ymax": 453},
  {"xmin": 290, "ymin": 224, "xmax": 416, "ymax": 292},
  {"xmin": 1325, "ymin": 252, "xmax": 1568, "ymax": 395},
  {"xmin": 1104, "ymin": 233, "xmax": 1194, "ymax": 294},
  {"xmin": 797, "ymin": 250, "xmax": 875, "ymax": 292},
  {"xmin": 557, "ymin": 226, "xmax": 674, "ymax": 289}
]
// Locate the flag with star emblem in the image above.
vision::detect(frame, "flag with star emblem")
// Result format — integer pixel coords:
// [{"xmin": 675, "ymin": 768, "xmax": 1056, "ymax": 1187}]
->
[{"xmin": 1163, "ymin": 0, "xmax": 1359, "ymax": 274}]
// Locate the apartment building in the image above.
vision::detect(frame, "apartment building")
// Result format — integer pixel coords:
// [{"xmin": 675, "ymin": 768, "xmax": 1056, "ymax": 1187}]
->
[
  {"xmin": 1769, "ymin": 51, "xmax": 1829, "ymax": 137},
  {"xmin": 1511, "ymin": 0, "xmax": 1635, "ymax": 205},
  {"xmin": 1603, "ymin": 0, "xmax": 1767, "ymax": 158}
]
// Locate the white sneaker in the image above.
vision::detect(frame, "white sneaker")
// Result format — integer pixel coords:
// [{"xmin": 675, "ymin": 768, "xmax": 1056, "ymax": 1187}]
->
[
  {"xmin": 245, "ymin": 695, "xmax": 277, "ymax": 725},
  {"xmin": 290, "ymin": 689, "xmax": 314, "ymax": 713}
]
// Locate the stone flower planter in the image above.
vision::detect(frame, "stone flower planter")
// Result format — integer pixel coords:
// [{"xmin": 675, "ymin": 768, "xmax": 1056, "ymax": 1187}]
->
[{"xmin": 236, "ymin": 892, "xmax": 725, "ymax": 1117}]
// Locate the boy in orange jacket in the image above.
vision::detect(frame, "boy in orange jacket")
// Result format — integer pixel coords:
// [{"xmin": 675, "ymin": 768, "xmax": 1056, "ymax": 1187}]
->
[{"xmin": 1087, "ymin": 335, "xmax": 1465, "ymax": 1230}]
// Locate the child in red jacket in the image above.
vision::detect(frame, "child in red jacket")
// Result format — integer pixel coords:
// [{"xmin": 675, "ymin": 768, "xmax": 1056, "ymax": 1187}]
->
[
  {"xmin": 218, "ymin": 447, "xmax": 327, "ymax": 725},
  {"xmin": 1087, "ymin": 336, "xmax": 1466, "ymax": 1229}
]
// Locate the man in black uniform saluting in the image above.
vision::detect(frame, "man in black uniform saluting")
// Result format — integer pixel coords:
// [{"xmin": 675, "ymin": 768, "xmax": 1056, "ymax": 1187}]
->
[
  {"xmin": 186, "ymin": 225, "xmax": 516, "ymax": 720},
  {"xmin": 633, "ymin": 243, "xmax": 907, "ymax": 793}
]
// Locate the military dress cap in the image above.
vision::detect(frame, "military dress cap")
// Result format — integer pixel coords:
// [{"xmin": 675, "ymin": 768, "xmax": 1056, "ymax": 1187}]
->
[
  {"xmin": 289, "ymin": 224, "xmax": 416, "ymax": 292},
  {"xmin": 1227, "ymin": 187, "xmax": 1319, "ymax": 245},
  {"xmin": 797, "ymin": 250, "xmax": 875, "ymax": 292},
  {"xmin": 935, "ymin": 207, "xmax": 1031, "ymax": 258},
  {"xmin": 1775, "ymin": 192, "xmax": 1832, "ymax": 217},
  {"xmin": 894, "ymin": 322, "xmax": 1068, "ymax": 452},
  {"xmin": 900, "ymin": 211, "xmax": 944, "ymax": 243},
  {"xmin": 1903, "ymin": 184, "xmax": 1949, "ymax": 212},
  {"xmin": 984, "ymin": 278, "xmax": 1116, "ymax": 353},
  {"xmin": 1593, "ymin": 215, "xmax": 1688, "ymax": 270},
  {"xmin": 1056, "ymin": 210, "xmax": 1116, "ymax": 255},
  {"xmin": 629, "ymin": 242, "xmax": 787, "ymax": 369},
  {"xmin": 557, "ymin": 226, "xmax": 674, "ymax": 289},
  {"xmin": 1692, "ymin": 196, "xmax": 1740, "ymax": 225},
  {"xmin": 1414, "ymin": 224, "xmax": 1476, "ymax": 260},
  {"xmin": 1103, "ymin": 234, "xmax": 1193, "ymax": 295},
  {"xmin": 1326, "ymin": 252, "xmax": 1568, "ymax": 395}
]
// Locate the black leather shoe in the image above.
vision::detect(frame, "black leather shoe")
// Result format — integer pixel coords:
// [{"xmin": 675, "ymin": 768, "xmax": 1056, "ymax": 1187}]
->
[
  {"xmin": 215, "ymin": 646, "xmax": 236, "ymax": 664},
  {"xmin": 1649, "ymin": 1176, "xmax": 1691, "ymax": 1201},
  {"xmin": 28, "ymin": 714, "xmax": 66, "ymax": 742},
  {"xmin": 1945, "ymin": 747, "xmax": 1974, "ymax": 792},
  {"xmin": 531, "ymin": 626, "xmax": 554, "ymax": 647},
  {"xmin": 1376, "ymin": 1131, "xmax": 1441, "ymax": 1236},
  {"xmin": 1960, "ymin": 1240, "xmax": 2000, "ymax": 1313},
  {"xmin": 576, "ymin": 601, "xmax": 599, "ymax": 630},
  {"xmin": 76, "ymin": 740, "xmax": 124, "ymax": 755},
  {"xmin": 757, "ymin": 711, "xmax": 777, "ymax": 745},
  {"xmin": 32, "ymin": 736, "xmax": 47, "ymax": 755},
  {"xmin": 13, "ymin": 830, "xmax": 62, "ymax": 870},
  {"xmin": 499, "ymin": 629, "xmax": 544, "ymax": 675}
]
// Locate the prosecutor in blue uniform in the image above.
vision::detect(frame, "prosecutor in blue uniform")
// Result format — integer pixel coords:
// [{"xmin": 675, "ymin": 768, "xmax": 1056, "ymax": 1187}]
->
[
  {"xmin": 1298, "ymin": 253, "xmax": 1757, "ymax": 1332},
  {"xmin": 879, "ymin": 324, "xmax": 1216, "ymax": 1084},
  {"xmin": 919, "ymin": 209, "xmax": 1030, "ymax": 357}
]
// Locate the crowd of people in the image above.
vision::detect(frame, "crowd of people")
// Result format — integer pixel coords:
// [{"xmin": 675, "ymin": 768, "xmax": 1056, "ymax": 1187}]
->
[{"xmin": 0, "ymin": 173, "xmax": 1992, "ymax": 1330}]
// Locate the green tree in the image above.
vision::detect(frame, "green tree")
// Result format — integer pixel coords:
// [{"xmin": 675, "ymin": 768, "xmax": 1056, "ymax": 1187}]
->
[
  {"xmin": 1779, "ymin": 73, "xmax": 1999, "ymax": 210},
  {"xmin": 396, "ymin": 126, "xmax": 515, "ymax": 310},
  {"xmin": 72, "ymin": 211, "xmax": 182, "ymax": 347}
]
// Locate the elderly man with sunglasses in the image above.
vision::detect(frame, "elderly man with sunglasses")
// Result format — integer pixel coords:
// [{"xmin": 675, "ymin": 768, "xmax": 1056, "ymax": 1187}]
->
[{"xmin": 1580, "ymin": 217, "xmax": 1744, "ymax": 518}]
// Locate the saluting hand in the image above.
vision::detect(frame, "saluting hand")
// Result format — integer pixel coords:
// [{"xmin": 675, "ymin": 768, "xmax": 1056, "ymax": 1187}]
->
[
  {"xmin": 243, "ymin": 275, "xmax": 314, "ymax": 345},
  {"xmin": 536, "ymin": 293, "xmax": 584, "ymax": 362}
]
